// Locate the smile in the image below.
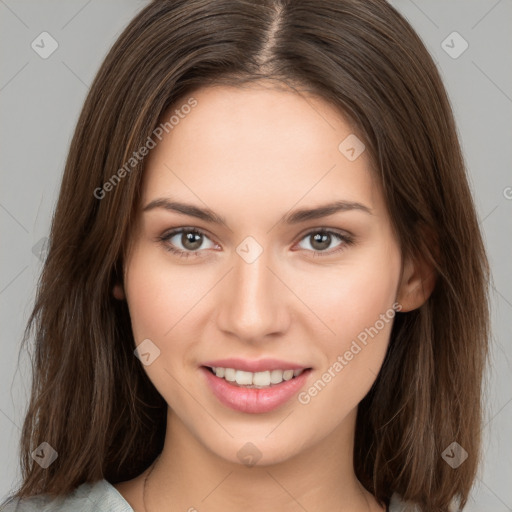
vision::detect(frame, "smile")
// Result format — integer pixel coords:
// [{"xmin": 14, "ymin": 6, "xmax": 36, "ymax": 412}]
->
[
  {"xmin": 207, "ymin": 366, "xmax": 306, "ymax": 388},
  {"xmin": 201, "ymin": 366, "xmax": 312, "ymax": 414}
]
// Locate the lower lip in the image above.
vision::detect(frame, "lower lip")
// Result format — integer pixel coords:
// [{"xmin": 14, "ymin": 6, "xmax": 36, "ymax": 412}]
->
[{"xmin": 201, "ymin": 366, "xmax": 312, "ymax": 414}]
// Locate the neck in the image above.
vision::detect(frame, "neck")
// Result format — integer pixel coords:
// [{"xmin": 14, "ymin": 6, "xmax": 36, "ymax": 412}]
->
[{"xmin": 142, "ymin": 406, "xmax": 384, "ymax": 512}]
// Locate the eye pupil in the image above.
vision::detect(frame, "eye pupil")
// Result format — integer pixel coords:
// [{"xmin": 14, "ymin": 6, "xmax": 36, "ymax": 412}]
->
[{"xmin": 311, "ymin": 232, "xmax": 331, "ymax": 251}]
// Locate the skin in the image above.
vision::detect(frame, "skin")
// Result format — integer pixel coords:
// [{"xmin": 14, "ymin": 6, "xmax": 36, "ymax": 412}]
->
[{"xmin": 113, "ymin": 82, "xmax": 433, "ymax": 512}]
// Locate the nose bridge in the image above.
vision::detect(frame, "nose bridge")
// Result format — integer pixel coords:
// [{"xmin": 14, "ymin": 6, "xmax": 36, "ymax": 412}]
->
[{"xmin": 217, "ymin": 242, "xmax": 286, "ymax": 340}]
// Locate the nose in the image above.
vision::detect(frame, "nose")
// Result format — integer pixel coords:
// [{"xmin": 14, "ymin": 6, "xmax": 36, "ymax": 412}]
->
[{"xmin": 215, "ymin": 245, "xmax": 290, "ymax": 343}]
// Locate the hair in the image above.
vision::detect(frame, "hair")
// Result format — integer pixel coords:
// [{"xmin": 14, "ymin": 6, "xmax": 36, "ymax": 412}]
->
[{"xmin": 5, "ymin": 0, "xmax": 489, "ymax": 510}]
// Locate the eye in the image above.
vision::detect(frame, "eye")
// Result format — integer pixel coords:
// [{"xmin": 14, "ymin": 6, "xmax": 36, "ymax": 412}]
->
[
  {"xmin": 296, "ymin": 229, "xmax": 354, "ymax": 257},
  {"xmin": 158, "ymin": 228, "xmax": 217, "ymax": 258},
  {"xmin": 158, "ymin": 227, "xmax": 355, "ymax": 259}
]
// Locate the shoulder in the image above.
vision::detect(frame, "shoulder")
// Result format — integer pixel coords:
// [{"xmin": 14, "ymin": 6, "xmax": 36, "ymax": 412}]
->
[{"xmin": 0, "ymin": 479, "xmax": 133, "ymax": 512}]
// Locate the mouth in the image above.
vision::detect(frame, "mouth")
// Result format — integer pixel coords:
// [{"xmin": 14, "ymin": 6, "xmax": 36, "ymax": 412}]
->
[
  {"xmin": 202, "ymin": 365, "xmax": 310, "ymax": 389},
  {"xmin": 200, "ymin": 365, "xmax": 313, "ymax": 414}
]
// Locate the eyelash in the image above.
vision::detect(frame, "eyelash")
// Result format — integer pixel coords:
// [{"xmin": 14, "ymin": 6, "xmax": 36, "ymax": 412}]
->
[{"xmin": 157, "ymin": 227, "xmax": 355, "ymax": 259}]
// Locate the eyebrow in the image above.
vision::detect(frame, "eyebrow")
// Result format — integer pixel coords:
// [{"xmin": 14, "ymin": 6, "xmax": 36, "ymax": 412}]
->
[{"xmin": 142, "ymin": 197, "xmax": 372, "ymax": 226}]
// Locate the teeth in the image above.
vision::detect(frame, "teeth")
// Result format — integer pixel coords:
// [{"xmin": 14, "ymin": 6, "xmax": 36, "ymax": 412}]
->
[
  {"xmin": 224, "ymin": 368, "xmax": 236, "ymax": 381},
  {"xmin": 270, "ymin": 369, "xmax": 284, "ymax": 384},
  {"xmin": 210, "ymin": 367, "xmax": 305, "ymax": 387},
  {"xmin": 253, "ymin": 371, "xmax": 271, "ymax": 386},
  {"xmin": 235, "ymin": 370, "xmax": 253, "ymax": 385},
  {"xmin": 283, "ymin": 370, "xmax": 294, "ymax": 381}
]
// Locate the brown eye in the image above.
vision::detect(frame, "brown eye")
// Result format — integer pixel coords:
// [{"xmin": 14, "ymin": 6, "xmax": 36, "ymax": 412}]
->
[
  {"xmin": 309, "ymin": 232, "xmax": 333, "ymax": 251},
  {"xmin": 160, "ymin": 228, "xmax": 217, "ymax": 257},
  {"xmin": 180, "ymin": 230, "xmax": 203, "ymax": 251},
  {"xmin": 296, "ymin": 229, "xmax": 355, "ymax": 257}
]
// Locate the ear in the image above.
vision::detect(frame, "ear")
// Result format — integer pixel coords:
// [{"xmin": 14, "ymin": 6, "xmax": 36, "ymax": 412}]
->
[
  {"xmin": 396, "ymin": 253, "xmax": 436, "ymax": 312},
  {"xmin": 113, "ymin": 282, "xmax": 125, "ymax": 300}
]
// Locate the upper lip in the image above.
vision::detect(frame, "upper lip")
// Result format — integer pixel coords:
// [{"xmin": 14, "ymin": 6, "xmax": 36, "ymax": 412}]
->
[{"xmin": 201, "ymin": 358, "xmax": 311, "ymax": 373}]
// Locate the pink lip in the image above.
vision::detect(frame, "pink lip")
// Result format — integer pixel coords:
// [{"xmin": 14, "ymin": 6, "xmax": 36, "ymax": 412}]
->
[
  {"xmin": 201, "ymin": 358, "xmax": 309, "ymax": 373},
  {"xmin": 201, "ymin": 366, "xmax": 312, "ymax": 414}
]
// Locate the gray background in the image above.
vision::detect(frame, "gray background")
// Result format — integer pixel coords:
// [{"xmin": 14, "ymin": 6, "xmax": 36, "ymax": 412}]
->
[{"xmin": 1, "ymin": 0, "xmax": 511, "ymax": 509}]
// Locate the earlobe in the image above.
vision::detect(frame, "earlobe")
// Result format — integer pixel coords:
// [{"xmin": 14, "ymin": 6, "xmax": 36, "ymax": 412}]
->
[
  {"xmin": 113, "ymin": 283, "xmax": 125, "ymax": 300},
  {"xmin": 396, "ymin": 254, "xmax": 436, "ymax": 312}
]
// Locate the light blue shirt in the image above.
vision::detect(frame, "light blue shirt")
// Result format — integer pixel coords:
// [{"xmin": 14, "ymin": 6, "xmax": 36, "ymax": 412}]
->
[{"xmin": 0, "ymin": 479, "xmax": 419, "ymax": 511}]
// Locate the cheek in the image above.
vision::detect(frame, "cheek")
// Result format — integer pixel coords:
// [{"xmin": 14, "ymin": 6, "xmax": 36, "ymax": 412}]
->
[
  {"xmin": 123, "ymin": 247, "xmax": 207, "ymax": 409},
  {"xmin": 124, "ymin": 245, "xmax": 209, "ymax": 343},
  {"xmin": 300, "ymin": 240, "xmax": 401, "ymax": 390},
  {"xmin": 306, "ymin": 248, "xmax": 400, "ymax": 334}
]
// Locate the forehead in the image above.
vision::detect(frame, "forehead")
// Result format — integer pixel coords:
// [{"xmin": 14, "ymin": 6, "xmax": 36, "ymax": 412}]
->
[{"xmin": 140, "ymin": 84, "xmax": 382, "ymax": 220}]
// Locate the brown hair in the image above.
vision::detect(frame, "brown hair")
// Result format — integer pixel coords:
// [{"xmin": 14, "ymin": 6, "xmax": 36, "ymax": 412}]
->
[{"xmin": 6, "ymin": 0, "xmax": 490, "ymax": 510}]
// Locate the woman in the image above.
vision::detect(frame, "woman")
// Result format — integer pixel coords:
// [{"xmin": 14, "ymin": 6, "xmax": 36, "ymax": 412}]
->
[{"xmin": 1, "ymin": 0, "xmax": 490, "ymax": 511}]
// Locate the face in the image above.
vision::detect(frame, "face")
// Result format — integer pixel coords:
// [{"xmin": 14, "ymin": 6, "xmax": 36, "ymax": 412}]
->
[{"xmin": 119, "ymin": 82, "xmax": 405, "ymax": 466}]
